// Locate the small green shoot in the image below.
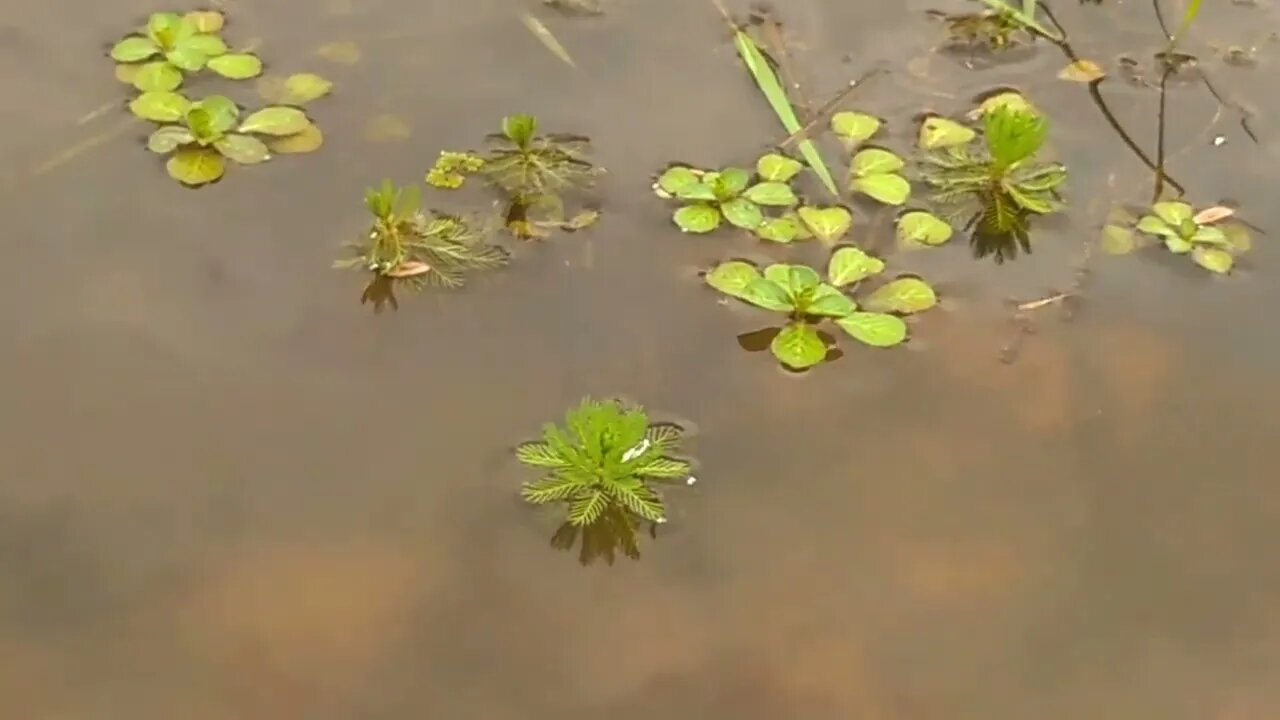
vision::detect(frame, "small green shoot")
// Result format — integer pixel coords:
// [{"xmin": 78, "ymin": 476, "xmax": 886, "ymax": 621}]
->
[
  {"xmin": 334, "ymin": 179, "xmax": 509, "ymax": 297},
  {"xmin": 517, "ymin": 398, "xmax": 695, "ymax": 564},
  {"xmin": 705, "ymin": 250, "xmax": 937, "ymax": 369}
]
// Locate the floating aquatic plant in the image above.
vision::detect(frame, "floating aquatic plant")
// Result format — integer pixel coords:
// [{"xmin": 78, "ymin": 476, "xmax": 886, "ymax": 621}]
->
[
  {"xmin": 928, "ymin": 9, "xmax": 1030, "ymax": 52},
  {"xmin": 926, "ymin": 103, "xmax": 1064, "ymax": 221},
  {"xmin": 481, "ymin": 114, "xmax": 600, "ymax": 199},
  {"xmin": 110, "ymin": 11, "xmax": 262, "ymax": 90},
  {"xmin": 517, "ymin": 398, "xmax": 695, "ymax": 564},
  {"xmin": 850, "ymin": 147, "xmax": 912, "ymax": 206},
  {"xmin": 1127, "ymin": 201, "xmax": 1251, "ymax": 273},
  {"xmin": 425, "ymin": 151, "xmax": 487, "ymax": 190},
  {"xmin": 655, "ymin": 154, "xmax": 802, "ymax": 238},
  {"xmin": 705, "ymin": 249, "xmax": 937, "ymax": 369},
  {"xmin": 334, "ymin": 180, "xmax": 509, "ymax": 301},
  {"xmin": 134, "ymin": 93, "xmax": 317, "ymax": 185}
]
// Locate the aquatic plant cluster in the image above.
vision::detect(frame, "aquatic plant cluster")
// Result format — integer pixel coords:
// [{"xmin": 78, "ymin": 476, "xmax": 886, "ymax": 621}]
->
[
  {"xmin": 104, "ymin": 0, "xmax": 1261, "ymax": 565},
  {"xmin": 110, "ymin": 11, "xmax": 331, "ymax": 185}
]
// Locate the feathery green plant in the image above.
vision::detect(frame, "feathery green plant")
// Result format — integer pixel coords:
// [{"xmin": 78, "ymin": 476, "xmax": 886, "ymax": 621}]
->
[
  {"xmin": 517, "ymin": 398, "xmax": 694, "ymax": 533},
  {"xmin": 481, "ymin": 114, "xmax": 600, "ymax": 200},
  {"xmin": 334, "ymin": 179, "xmax": 509, "ymax": 289}
]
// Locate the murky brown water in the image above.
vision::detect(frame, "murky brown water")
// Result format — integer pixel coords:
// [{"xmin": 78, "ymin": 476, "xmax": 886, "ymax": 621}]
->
[{"xmin": 3, "ymin": 0, "xmax": 1280, "ymax": 717}]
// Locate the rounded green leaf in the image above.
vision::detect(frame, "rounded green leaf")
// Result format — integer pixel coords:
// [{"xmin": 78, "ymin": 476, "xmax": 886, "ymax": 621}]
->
[
  {"xmin": 1223, "ymin": 223, "xmax": 1252, "ymax": 252},
  {"xmin": 742, "ymin": 278, "xmax": 795, "ymax": 312},
  {"xmin": 835, "ymin": 312, "xmax": 908, "ymax": 348},
  {"xmin": 721, "ymin": 198, "xmax": 764, "ymax": 230},
  {"xmin": 215, "ymin": 133, "xmax": 271, "ymax": 165},
  {"xmin": 1136, "ymin": 214, "xmax": 1176, "ymax": 237},
  {"xmin": 756, "ymin": 153, "xmax": 802, "ymax": 182},
  {"xmin": 706, "ymin": 261, "xmax": 762, "ymax": 299},
  {"xmin": 743, "ymin": 182, "xmax": 798, "ymax": 207},
  {"xmin": 755, "ymin": 216, "xmax": 801, "ymax": 243},
  {"xmin": 207, "ymin": 53, "xmax": 264, "ymax": 79},
  {"xmin": 656, "ymin": 166, "xmax": 701, "ymax": 197},
  {"xmin": 238, "ymin": 106, "xmax": 310, "ymax": 136},
  {"xmin": 179, "ymin": 34, "xmax": 227, "ymax": 57},
  {"xmin": 1165, "ymin": 236, "xmax": 1193, "ymax": 254},
  {"xmin": 864, "ymin": 277, "xmax": 937, "ymax": 314},
  {"xmin": 1192, "ymin": 247, "xmax": 1233, "ymax": 274},
  {"xmin": 147, "ymin": 12, "xmax": 184, "ymax": 46},
  {"xmin": 897, "ymin": 211, "xmax": 953, "ymax": 246},
  {"xmin": 853, "ymin": 174, "xmax": 911, "ymax": 206},
  {"xmin": 267, "ymin": 125, "xmax": 325, "ymax": 154},
  {"xmin": 183, "ymin": 10, "xmax": 225, "ymax": 33},
  {"xmin": 771, "ymin": 323, "xmax": 827, "ymax": 370},
  {"xmin": 165, "ymin": 46, "xmax": 208, "ymax": 72},
  {"xmin": 713, "ymin": 167, "xmax": 751, "ymax": 199},
  {"xmin": 166, "ymin": 147, "xmax": 225, "ymax": 186},
  {"xmin": 1153, "ymin": 201, "xmax": 1193, "ymax": 226},
  {"xmin": 828, "ymin": 247, "xmax": 885, "ymax": 287},
  {"xmin": 918, "ymin": 116, "xmax": 976, "ymax": 150},
  {"xmin": 129, "ymin": 91, "xmax": 191, "ymax": 122},
  {"xmin": 777, "ymin": 264, "xmax": 822, "ymax": 296},
  {"xmin": 1191, "ymin": 226, "xmax": 1228, "ymax": 246},
  {"xmin": 831, "ymin": 111, "xmax": 881, "ymax": 143},
  {"xmin": 132, "ymin": 61, "xmax": 182, "ymax": 92},
  {"xmin": 281, "ymin": 73, "xmax": 333, "ymax": 104},
  {"xmin": 675, "ymin": 182, "xmax": 717, "ymax": 202},
  {"xmin": 194, "ymin": 95, "xmax": 240, "ymax": 134},
  {"xmin": 673, "ymin": 204, "xmax": 722, "ymax": 233},
  {"xmin": 1100, "ymin": 224, "xmax": 1136, "ymax": 255},
  {"xmin": 852, "ymin": 148, "xmax": 905, "ymax": 176},
  {"xmin": 110, "ymin": 36, "xmax": 160, "ymax": 62},
  {"xmin": 146, "ymin": 125, "xmax": 194, "ymax": 153},
  {"xmin": 974, "ymin": 92, "xmax": 1038, "ymax": 119},
  {"xmin": 805, "ymin": 284, "xmax": 857, "ymax": 318},
  {"xmin": 797, "ymin": 206, "xmax": 852, "ymax": 244}
]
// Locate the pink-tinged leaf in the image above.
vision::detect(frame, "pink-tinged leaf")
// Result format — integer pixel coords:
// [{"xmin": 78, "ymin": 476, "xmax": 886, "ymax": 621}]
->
[
  {"xmin": 386, "ymin": 261, "xmax": 431, "ymax": 278},
  {"xmin": 1193, "ymin": 206, "xmax": 1235, "ymax": 225}
]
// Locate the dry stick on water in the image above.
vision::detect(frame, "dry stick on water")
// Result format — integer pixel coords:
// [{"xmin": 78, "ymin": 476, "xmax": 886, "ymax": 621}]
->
[
  {"xmin": 522, "ymin": 13, "xmax": 576, "ymax": 67},
  {"xmin": 707, "ymin": 0, "xmax": 839, "ymax": 198}
]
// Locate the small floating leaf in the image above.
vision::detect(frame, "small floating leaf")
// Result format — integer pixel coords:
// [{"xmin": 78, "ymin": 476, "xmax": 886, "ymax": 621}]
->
[
  {"xmin": 146, "ymin": 12, "xmax": 184, "ymax": 45},
  {"xmin": 280, "ymin": 73, "xmax": 333, "ymax": 104},
  {"xmin": 1193, "ymin": 205, "xmax": 1235, "ymax": 225},
  {"xmin": 805, "ymin": 284, "xmax": 857, "ymax": 318},
  {"xmin": 1192, "ymin": 247, "xmax": 1233, "ymax": 273},
  {"xmin": 214, "ymin": 133, "xmax": 271, "ymax": 165},
  {"xmin": 743, "ymin": 182, "xmax": 798, "ymax": 207},
  {"xmin": 183, "ymin": 10, "xmax": 225, "ymax": 33},
  {"xmin": 656, "ymin": 166, "xmax": 701, "ymax": 197},
  {"xmin": 1058, "ymin": 59, "xmax": 1106, "ymax": 83},
  {"xmin": 771, "ymin": 323, "xmax": 827, "ymax": 370},
  {"xmin": 797, "ymin": 206, "xmax": 852, "ymax": 244},
  {"xmin": 741, "ymin": 278, "xmax": 795, "ymax": 312},
  {"xmin": 852, "ymin": 174, "xmax": 911, "ymax": 205},
  {"xmin": 129, "ymin": 91, "xmax": 191, "ymax": 122},
  {"xmin": 166, "ymin": 147, "xmax": 225, "ymax": 185},
  {"xmin": 971, "ymin": 91, "xmax": 1038, "ymax": 119},
  {"xmin": 864, "ymin": 277, "xmax": 937, "ymax": 314},
  {"xmin": 111, "ymin": 36, "xmax": 160, "ymax": 62},
  {"xmin": 828, "ymin": 246, "xmax": 885, "ymax": 287},
  {"xmin": 165, "ymin": 46, "xmax": 208, "ymax": 72},
  {"xmin": 852, "ymin": 148, "xmax": 905, "ymax": 175},
  {"xmin": 835, "ymin": 312, "xmax": 908, "ymax": 348},
  {"xmin": 115, "ymin": 63, "xmax": 142, "ymax": 84},
  {"xmin": 180, "ymin": 34, "xmax": 228, "ymax": 57},
  {"xmin": 831, "ymin": 111, "xmax": 881, "ymax": 144},
  {"xmin": 1191, "ymin": 226, "xmax": 1228, "ymax": 246},
  {"xmin": 1100, "ymin": 224, "xmax": 1136, "ymax": 255},
  {"xmin": 132, "ymin": 61, "xmax": 183, "ymax": 92},
  {"xmin": 706, "ymin": 261, "xmax": 762, "ymax": 299},
  {"xmin": 755, "ymin": 216, "xmax": 802, "ymax": 243},
  {"xmin": 713, "ymin": 167, "xmax": 751, "ymax": 199},
  {"xmin": 1153, "ymin": 201, "xmax": 1193, "ymax": 226},
  {"xmin": 721, "ymin": 198, "xmax": 764, "ymax": 230},
  {"xmin": 1222, "ymin": 223, "xmax": 1252, "ymax": 252},
  {"xmin": 1165, "ymin": 236, "xmax": 1193, "ymax": 254},
  {"xmin": 756, "ymin": 153, "xmax": 803, "ymax": 182},
  {"xmin": 207, "ymin": 53, "xmax": 263, "ymax": 79},
  {"xmin": 146, "ymin": 126, "xmax": 194, "ymax": 153},
  {"xmin": 316, "ymin": 40, "xmax": 361, "ymax": 64},
  {"xmin": 897, "ymin": 211, "xmax": 953, "ymax": 246},
  {"xmin": 1136, "ymin": 214, "xmax": 1176, "ymax": 237},
  {"xmin": 238, "ymin": 106, "xmax": 310, "ymax": 135},
  {"xmin": 673, "ymin": 204, "xmax": 721, "ymax": 233},
  {"xmin": 918, "ymin": 116, "xmax": 976, "ymax": 150}
]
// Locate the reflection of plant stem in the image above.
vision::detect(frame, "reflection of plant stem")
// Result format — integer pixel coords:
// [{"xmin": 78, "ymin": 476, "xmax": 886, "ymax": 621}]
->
[
  {"xmin": 1155, "ymin": 69, "xmax": 1171, "ymax": 201},
  {"xmin": 1039, "ymin": 5, "xmax": 1185, "ymax": 195}
]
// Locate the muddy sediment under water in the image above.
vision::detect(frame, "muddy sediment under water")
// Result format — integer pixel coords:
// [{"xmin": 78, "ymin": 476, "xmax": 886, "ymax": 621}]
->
[{"xmin": 2, "ymin": 0, "xmax": 1280, "ymax": 717}]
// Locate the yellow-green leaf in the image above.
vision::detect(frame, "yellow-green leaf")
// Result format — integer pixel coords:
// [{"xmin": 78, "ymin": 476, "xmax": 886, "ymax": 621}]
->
[
  {"xmin": 828, "ymin": 246, "xmax": 884, "ymax": 287},
  {"xmin": 129, "ymin": 91, "xmax": 191, "ymax": 122},
  {"xmin": 132, "ymin": 61, "xmax": 182, "ymax": 92},
  {"xmin": 771, "ymin": 323, "xmax": 827, "ymax": 370},
  {"xmin": 897, "ymin": 211, "xmax": 953, "ymax": 246},
  {"xmin": 147, "ymin": 126, "xmax": 194, "ymax": 153},
  {"xmin": 835, "ymin": 312, "xmax": 908, "ymax": 348},
  {"xmin": 207, "ymin": 53, "xmax": 263, "ymax": 79},
  {"xmin": 183, "ymin": 10, "xmax": 225, "ymax": 33},
  {"xmin": 238, "ymin": 106, "xmax": 311, "ymax": 136},
  {"xmin": 863, "ymin": 277, "xmax": 937, "ymax": 314},
  {"xmin": 1192, "ymin": 247, "xmax": 1233, "ymax": 274},
  {"xmin": 852, "ymin": 174, "xmax": 911, "ymax": 205},
  {"xmin": 111, "ymin": 36, "xmax": 160, "ymax": 62},
  {"xmin": 215, "ymin": 134, "xmax": 271, "ymax": 165},
  {"xmin": 918, "ymin": 116, "xmax": 976, "ymax": 150},
  {"xmin": 831, "ymin": 111, "xmax": 881, "ymax": 144},
  {"xmin": 281, "ymin": 73, "xmax": 333, "ymax": 104},
  {"xmin": 267, "ymin": 125, "xmax": 325, "ymax": 154},
  {"xmin": 166, "ymin": 147, "xmax": 225, "ymax": 186},
  {"xmin": 797, "ymin": 206, "xmax": 852, "ymax": 245},
  {"xmin": 706, "ymin": 261, "xmax": 762, "ymax": 299},
  {"xmin": 1058, "ymin": 59, "xmax": 1106, "ymax": 83}
]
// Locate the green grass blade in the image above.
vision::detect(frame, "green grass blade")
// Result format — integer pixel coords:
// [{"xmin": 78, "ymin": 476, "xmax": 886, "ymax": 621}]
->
[
  {"xmin": 730, "ymin": 30, "xmax": 839, "ymax": 198},
  {"xmin": 1173, "ymin": 0, "xmax": 1203, "ymax": 44}
]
